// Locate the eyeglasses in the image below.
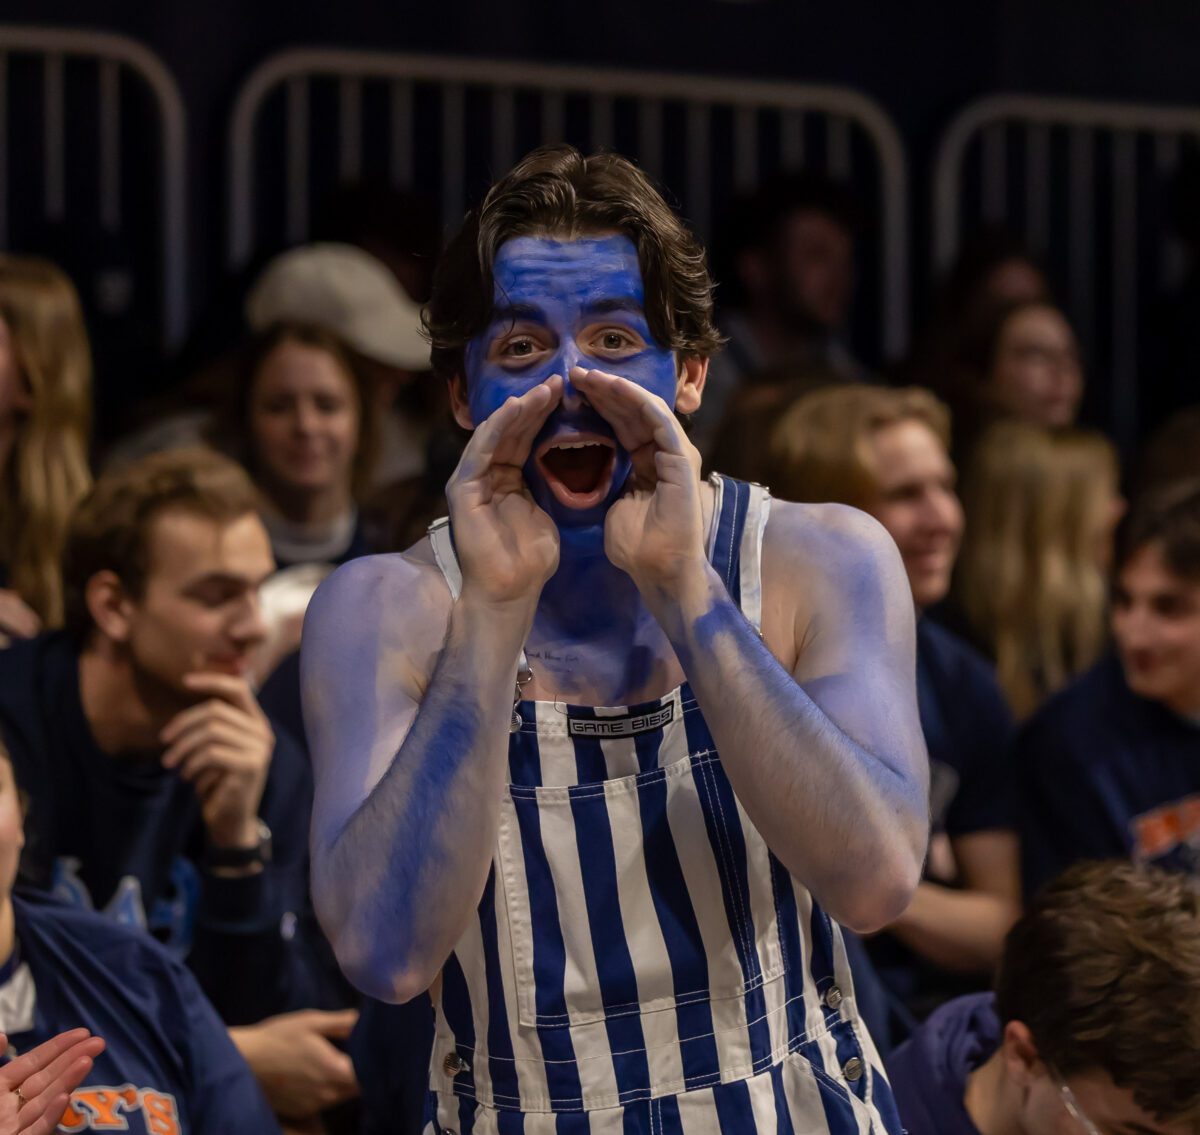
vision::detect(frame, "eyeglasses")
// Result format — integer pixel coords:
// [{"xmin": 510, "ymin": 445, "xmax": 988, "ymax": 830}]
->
[{"xmin": 1056, "ymin": 1076, "xmax": 1104, "ymax": 1135}]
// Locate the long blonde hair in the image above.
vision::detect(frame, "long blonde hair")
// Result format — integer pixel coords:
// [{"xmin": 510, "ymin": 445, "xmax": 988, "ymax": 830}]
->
[
  {"xmin": 955, "ymin": 421, "xmax": 1116, "ymax": 717},
  {"xmin": 0, "ymin": 256, "xmax": 92, "ymax": 626}
]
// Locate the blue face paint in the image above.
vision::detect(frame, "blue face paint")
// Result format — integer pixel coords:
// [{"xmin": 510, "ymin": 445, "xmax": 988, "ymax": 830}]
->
[{"xmin": 464, "ymin": 234, "xmax": 679, "ymax": 530}]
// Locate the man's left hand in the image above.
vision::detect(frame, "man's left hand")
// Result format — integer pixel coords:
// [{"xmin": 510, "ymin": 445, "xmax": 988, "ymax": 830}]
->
[
  {"xmin": 570, "ymin": 366, "xmax": 706, "ymax": 595},
  {"xmin": 160, "ymin": 673, "xmax": 274, "ymax": 849}
]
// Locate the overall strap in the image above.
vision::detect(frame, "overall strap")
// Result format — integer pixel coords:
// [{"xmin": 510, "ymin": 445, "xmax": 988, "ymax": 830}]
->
[
  {"xmin": 428, "ymin": 517, "xmax": 530, "ymax": 679},
  {"xmin": 705, "ymin": 473, "xmax": 772, "ymax": 634}
]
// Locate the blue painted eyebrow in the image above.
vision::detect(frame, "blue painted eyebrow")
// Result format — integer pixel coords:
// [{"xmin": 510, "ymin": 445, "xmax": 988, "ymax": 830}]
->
[{"xmin": 489, "ymin": 297, "xmax": 645, "ymax": 327}]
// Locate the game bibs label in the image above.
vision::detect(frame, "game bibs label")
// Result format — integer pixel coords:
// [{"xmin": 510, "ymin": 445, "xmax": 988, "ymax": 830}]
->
[{"xmin": 567, "ymin": 703, "xmax": 675, "ymax": 738}]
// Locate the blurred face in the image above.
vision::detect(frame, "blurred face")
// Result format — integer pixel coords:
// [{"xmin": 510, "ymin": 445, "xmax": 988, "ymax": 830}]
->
[
  {"xmin": 458, "ymin": 234, "xmax": 698, "ymax": 529},
  {"xmin": 772, "ymin": 211, "xmax": 855, "ymax": 333},
  {"xmin": 983, "ymin": 258, "xmax": 1048, "ymax": 308},
  {"xmin": 988, "ymin": 306, "xmax": 1083, "ymax": 427},
  {"xmin": 865, "ymin": 419, "xmax": 964, "ymax": 609},
  {"xmin": 0, "ymin": 756, "xmax": 23, "ymax": 901},
  {"xmin": 120, "ymin": 511, "xmax": 274, "ymax": 702},
  {"xmin": 1112, "ymin": 541, "xmax": 1200, "ymax": 714},
  {"xmin": 249, "ymin": 340, "xmax": 360, "ymax": 498}
]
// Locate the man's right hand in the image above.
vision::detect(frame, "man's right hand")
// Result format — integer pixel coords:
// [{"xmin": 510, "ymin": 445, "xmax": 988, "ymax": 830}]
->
[
  {"xmin": 229, "ymin": 1010, "xmax": 359, "ymax": 1120},
  {"xmin": 447, "ymin": 377, "xmax": 563, "ymax": 608}
]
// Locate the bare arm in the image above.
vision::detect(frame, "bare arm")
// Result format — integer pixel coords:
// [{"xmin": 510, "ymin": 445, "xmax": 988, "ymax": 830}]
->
[
  {"xmin": 885, "ymin": 830, "xmax": 1021, "ymax": 973},
  {"xmin": 304, "ymin": 382, "xmax": 562, "ymax": 1002},
  {"xmin": 575, "ymin": 367, "xmax": 928, "ymax": 932}
]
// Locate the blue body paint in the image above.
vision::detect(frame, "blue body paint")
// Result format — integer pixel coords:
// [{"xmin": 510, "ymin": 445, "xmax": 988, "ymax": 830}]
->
[
  {"xmin": 465, "ymin": 235, "xmax": 678, "ymax": 533},
  {"xmin": 465, "ymin": 234, "xmax": 683, "ymax": 702}
]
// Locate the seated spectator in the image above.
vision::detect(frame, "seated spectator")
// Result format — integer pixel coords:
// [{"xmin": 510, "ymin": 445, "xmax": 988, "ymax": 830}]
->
[
  {"xmin": 1018, "ymin": 479, "xmax": 1200, "ymax": 894},
  {"xmin": 887, "ymin": 861, "xmax": 1200, "ymax": 1135},
  {"xmin": 953, "ymin": 421, "xmax": 1122, "ymax": 717},
  {"xmin": 768, "ymin": 385, "xmax": 1019, "ymax": 1025},
  {"xmin": 901, "ymin": 226, "xmax": 1050, "ymax": 394},
  {"xmin": 0, "ymin": 740, "xmax": 279, "ymax": 1134},
  {"xmin": 0, "ymin": 449, "xmax": 358, "ymax": 1127},
  {"xmin": 211, "ymin": 322, "xmax": 379, "ymax": 571},
  {"xmin": 695, "ymin": 171, "xmax": 865, "ymax": 456},
  {"xmin": 0, "ymin": 256, "xmax": 92, "ymax": 644}
]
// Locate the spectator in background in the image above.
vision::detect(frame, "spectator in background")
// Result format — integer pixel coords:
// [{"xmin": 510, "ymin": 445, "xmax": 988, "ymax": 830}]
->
[
  {"xmin": 1136, "ymin": 402, "xmax": 1200, "ymax": 496},
  {"xmin": 769, "ymin": 385, "xmax": 1019, "ymax": 1028},
  {"xmin": 694, "ymin": 171, "xmax": 864, "ymax": 455},
  {"xmin": 0, "ymin": 256, "xmax": 92, "ymax": 643},
  {"xmin": 902, "ymin": 227, "xmax": 1050, "ymax": 392},
  {"xmin": 0, "ymin": 450, "xmax": 358, "ymax": 1129},
  {"xmin": 211, "ymin": 322, "xmax": 379, "ymax": 572},
  {"xmin": 1018, "ymin": 479, "xmax": 1200, "ymax": 894},
  {"xmin": 0, "ymin": 739, "xmax": 279, "ymax": 1134},
  {"xmin": 887, "ymin": 861, "xmax": 1200, "ymax": 1135},
  {"xmin": 952, "ymin": 421, "xmax": 1122, "ymax": 718}
]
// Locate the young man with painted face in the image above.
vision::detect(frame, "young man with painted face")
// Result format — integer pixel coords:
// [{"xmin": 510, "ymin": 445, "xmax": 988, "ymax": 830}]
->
[
  {"xmin": 1018, "ymin": 478, "xmax": 1200, "ymax": 892},
  {"xmin": 304, "ymin": 146, "xmax": 928, "ymax": 1132},
  {"xmin": 887, "ymin": 861, "xmax": 1200, "ymax": 1135}
]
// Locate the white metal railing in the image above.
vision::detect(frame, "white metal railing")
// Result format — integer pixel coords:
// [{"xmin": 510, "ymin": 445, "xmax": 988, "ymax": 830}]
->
[
  {"xmin": 229, "ymin": 50, "xmax": 910, "ymax": 357},
  {"xmin": 933, "ymin": 94, "xmax": 1200, "ymax": 446},
  {"xmin": 0, "ymin": 26, "xmax": 187, "ymax": 348}
]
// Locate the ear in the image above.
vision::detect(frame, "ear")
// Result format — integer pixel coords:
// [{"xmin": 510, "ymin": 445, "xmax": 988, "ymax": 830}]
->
[
  {"xmin": 675, "ymin": 356, "xmax": 708, "ymax": 416},
  {"xmin": 1000, "ymin": 1020, "xmax": 1044, "ymax": 1089},
  {"xmin": 447, "ymin": 374, "xmax": 475, "ymax": 431},
  {"xmin": 85, "ymin": 570, "xmax": 136, "ymax": 645}
]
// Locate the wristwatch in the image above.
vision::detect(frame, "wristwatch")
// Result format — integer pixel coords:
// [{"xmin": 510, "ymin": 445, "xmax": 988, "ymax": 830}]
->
[{"xmin": 204, "ymin": 820, "xmax": 273, "ymax": 871}]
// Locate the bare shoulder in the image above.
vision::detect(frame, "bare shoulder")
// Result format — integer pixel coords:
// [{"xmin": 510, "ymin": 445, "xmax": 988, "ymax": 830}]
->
[
  {"xmin": 303, "ymin": 538, "xmax": 454, "ymax": 668},
  {"xmin": 760, "ymin": 499, "xmax": 910, "ymax": 657}
]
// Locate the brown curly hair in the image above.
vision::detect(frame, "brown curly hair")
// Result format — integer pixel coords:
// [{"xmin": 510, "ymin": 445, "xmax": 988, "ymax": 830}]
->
[
  {"xmin": 996, "ymin": 861, "xmax": 1200, "ymax": 1126},
  {"xmin": 424, "ymin": 144, "xmax": 723, "ymax": 383}
]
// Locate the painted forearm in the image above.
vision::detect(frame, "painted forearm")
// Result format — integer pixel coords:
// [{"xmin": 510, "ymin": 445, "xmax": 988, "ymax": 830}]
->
[
  {"xmin": 313, "ymin": 594, "xmax": 530, "ymax": 1001},
  {"xmin": 647, "ymin": 563, "xmax": 924, "ymax": 930},
  {"xmin": 887, "ymin": 880, "xmax": 1021, "ymax": 974}
]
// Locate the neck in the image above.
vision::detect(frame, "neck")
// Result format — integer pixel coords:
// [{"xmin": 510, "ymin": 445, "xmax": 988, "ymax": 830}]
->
[
  {"xmin": 263, "ymin": 482, "xmax": 352, "ymax": 527},
  {"xmin": 78, "ymin": 641, "xmax": 174, "ymax": 756},
  {"xmin": 535, "ymin": 526, "xmax": 646, "ymax": 643},
  {"xmin": 964, "ymin": 1050, "xmax": 1023, "ymax": 1135},
  {"xmin": 0, "ymin": 897, "xmax": 13, "ymax": 972},
  {"xmin": 1162, "ymin": 687, "xmax": 1200, "ymax": 719}
]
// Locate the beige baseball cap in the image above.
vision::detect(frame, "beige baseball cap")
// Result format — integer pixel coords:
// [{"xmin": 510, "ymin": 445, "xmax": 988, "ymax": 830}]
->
[{"xmin": 245, "ymin": 242, "xmax": 430, "ymax": 371}]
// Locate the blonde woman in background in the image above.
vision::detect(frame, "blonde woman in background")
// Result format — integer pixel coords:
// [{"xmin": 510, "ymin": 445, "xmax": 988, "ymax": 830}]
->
[
  {"xmin": 0, "ymin": 257, "xmax": 92, "ymax": 642},
  {"xmin": 954, "ymin": 421, "xmax": 1122, "ymax": 718}
]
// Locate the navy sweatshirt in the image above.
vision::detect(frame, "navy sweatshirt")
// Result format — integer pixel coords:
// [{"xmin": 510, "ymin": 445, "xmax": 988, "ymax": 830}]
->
[
  {"xmin": 1018, "ymin": 654, "xmax": 1200, "ymax": 895},
  {"xmin": 0, "ymin": 891, "xmax": 279, "ymax": 1133},
  {"xmin": 0, "ymin": 633, "xmax": 331, "ymax": 1025}
]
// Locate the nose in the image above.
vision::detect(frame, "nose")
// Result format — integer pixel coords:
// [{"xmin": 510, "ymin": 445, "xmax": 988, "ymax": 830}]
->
[{"xmin": 231, "ymin": 593, "xmax": 269, "ymax": 648}]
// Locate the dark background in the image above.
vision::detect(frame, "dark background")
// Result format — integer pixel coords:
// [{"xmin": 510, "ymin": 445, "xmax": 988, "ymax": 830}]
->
[{"xmin": 0, "ymin": 0, "xmax": 1196, "ymax": 433}]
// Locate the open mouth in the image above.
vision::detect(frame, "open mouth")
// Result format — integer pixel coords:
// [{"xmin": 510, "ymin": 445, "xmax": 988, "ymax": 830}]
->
[{"xmin": 536, "ymin": 434, "xmax": 617, "ymax": 509}]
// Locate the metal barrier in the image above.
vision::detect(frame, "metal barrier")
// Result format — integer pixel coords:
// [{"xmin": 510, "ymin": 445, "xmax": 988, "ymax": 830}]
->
[
  {"xmin": 933, "ymin": 94, "xmax": 1200, "ymax": 447},
  {"xmin": 229, "ymin": 50, "xmax": 910, "ymax": 358},
  {"xmin": 0, "ymin": 26, "xmax": 186, "ymax": 348}
]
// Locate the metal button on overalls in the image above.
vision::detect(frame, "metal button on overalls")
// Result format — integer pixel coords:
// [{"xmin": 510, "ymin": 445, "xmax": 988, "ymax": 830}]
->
[
  {"xmin": 842, "ymin": 1056, "xmax": 864, "ymax": 1082},
  {"xmin": 823, "ymin": 985, "xmax": 843, "ymax": 1010}
]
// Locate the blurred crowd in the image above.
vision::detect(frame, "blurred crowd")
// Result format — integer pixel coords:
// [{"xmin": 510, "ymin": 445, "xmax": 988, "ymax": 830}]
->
[{"xmin": 0, "ymin": 160, "xmax": 1197, "ymax": 1135}]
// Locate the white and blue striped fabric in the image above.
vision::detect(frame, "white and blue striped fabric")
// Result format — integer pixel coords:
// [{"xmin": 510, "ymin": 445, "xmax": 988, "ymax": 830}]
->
[{"xmin": 423, "ymin": 475, "xmax": 902, "ymax": 1134}]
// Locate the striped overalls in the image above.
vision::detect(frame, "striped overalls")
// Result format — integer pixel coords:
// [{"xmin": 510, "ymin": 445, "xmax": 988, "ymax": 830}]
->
[{"xmin": 424, "ymin": 475, "xmax": 903, "ymax": 1134}]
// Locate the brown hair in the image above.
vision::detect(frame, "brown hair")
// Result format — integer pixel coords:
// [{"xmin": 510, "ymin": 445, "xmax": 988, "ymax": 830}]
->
[
  {"xmin": 767, "ymin": 384, "xmax": 952, "ymax": 509},
  {"xmin": 424, "ymin": 144, "xmax": 723, "ymax": 382},
  {"xmin": 996, "ymin": 861, "xmax": 1200, "ymax": 1126},
  {"xmin": 210, "ymin": 321, "xmax": 379, "ymax": 501},
  {"xmin": 954, "ymin": 421, "xmax": 1117, "ymax": 717},
  {"xmin": 63, "ymin": 448, "xmax": 261, "ymax": 640},
  {"xmin": 1115, "ymin": 477, "xmax": 1200, "ymax": 584},
  {"xmin": 0, "ymin": 256, "xmax": 92, "ymax": 627}
]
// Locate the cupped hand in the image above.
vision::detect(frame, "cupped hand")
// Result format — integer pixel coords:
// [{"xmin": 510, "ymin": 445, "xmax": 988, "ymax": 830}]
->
[
  {"xmin": 570, "ymin": 367, "xmax": 706, "ymax": 593},
  {"xmin": 0, "ymin": 591, "xmax": 40, "ymax": 644},
  {"xmin": 0, "ymin": 1028, "xmax": 105, "ymax": 1135},
  {"xmin": 447, "ymin": 377, "xmax": 564, "ymax": 608}
]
